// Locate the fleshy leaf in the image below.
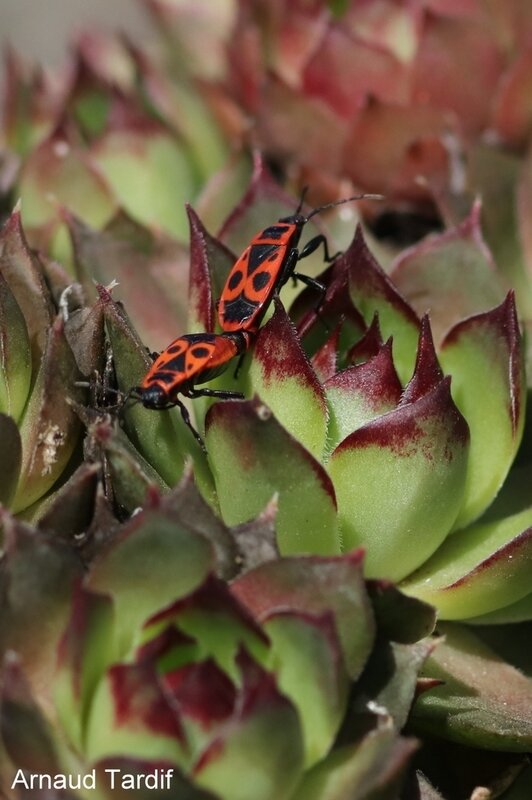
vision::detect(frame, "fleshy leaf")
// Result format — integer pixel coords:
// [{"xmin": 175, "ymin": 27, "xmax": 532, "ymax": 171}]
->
[
  {"xmin": 264, "ymin": 610, "xmax": 349, "ymax": 767},
  {"xmin": 468, "ymin": 145, "xmax": 532, "ymax": 318},
  {"xmin": 291, "ymin": 729, "xmax": 417, "ymax": 800},
  {"xmin": 90, "ymin": 122, "xmax": 195, "ymax": 240},
  {"xmin": 87, "ymin": 504, "xmax": 214, "ymax": 654},
  {"xmin": 347, "ymin": 226, "xmax": 420, "ymax": 383},
  {"xmin": 367, "ymin": 581, "xmax": 436, "ymax": 644},
  {"xmin": 355, "ymin": 639, "xmax": 434, "ymax": 731},
  {"xmin": 440, "ymin": 293, "xmax": 525, "ymax": 528},
  {"xmin": 248, "ymin": 300, "xmax": 328, "ymax": 460},
  {"xmin": 12, "ymin": 315, "xmax": 85, "ymax": 513},
  {"xmin": 54, "ymin": 585, "xmax": 115, "ymax": 752},
  {"xmin": 390, "ymin": 202, "xmax": 505, "ymax": 344},
  {"xmin": 142, "ymin": 576, "xmax": 268, "ymax": 683},
  {"xmin": 85, "ymin": 660, "xmax": 185, "ymax": 765},
  {"xmin": 186, "ymin": 204, "xmax": 236, "ymax": 332},
  {"xmin": 0, "ymin": 413, "xmax": 22, "ymax": 507},
  {"xmin": 63, "ymin": 297, "xmax": 106, "ymax": 378},
  {"xmin": 161, "ymin": 469, "xmax": 238, "ymax": 581},
  {"xmin": 343, "ymin": 98, "xmax": 449, "ymax": 198},
  {"xmin": 0, "ymin": 207, "xmax": 54, "ymax": 364},
  {"xmin": 412, "ymin": 624, "xmax": 532, "ymax": 750},
  {"xmin": 324, "ymin": 339, "xmax": 402, "ymax": 453},
  {"xmin": 33, "ymin": 461, "xmax": 99, "ymax": 533},
  {"xmin": 90, "ymin": 416, "xmax": 170, "ymax": 514},
  {"xmin": 0, "ymin": 512, "xmax": 83, "ymax": 698},
  {"xmin": 69, "ymin": 211, "xmax": 190, "ymax": 350},
  {"xmin": 206, "ymin": 398, "xmax": 340, "ymax": 556},
  {"xmin": 492, "ymin": 48, "xmax": 532, "ymax": 147},
  {"xmin": 193, "ymin": 651, "xmax": 304, "ymax": 800},
  {"xmin": 230, "ymin": 499, "xmax": 280, "ymax": 573},
  {"xmin": 400, "ymin": 507, "xmax": 532, "ymax": 620},
  {"xmin": 0, "ymin": 271, "xmax": 31, "ymax": 421},
  {"xmin": 0, "ymin": 653, "xmax": 60, "ymax": 773},
  {"xmin": 231, "ymin": 552, "xmax": 375, "ymax": 681},
  {"xmin": 17, "ymin": 122, "xmax": 117, "ymax": 260},
  {"xmin": 302, "ymin": 22, "xmax": 409, "ymax": 118},
  {"xmin": 328, "ymin": 377, "xmax": 469, "ymax": 580},
  {"xmin": 412, "ymin": 11, "xmax": 504, "ymax": 135}
]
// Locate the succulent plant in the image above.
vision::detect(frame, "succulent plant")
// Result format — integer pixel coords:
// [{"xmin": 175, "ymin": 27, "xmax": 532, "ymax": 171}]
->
[
  {"xmin": 3, "ymin": 1, "xmax": 532, "ymax": 798},
  {"xmin": 0, "ymin": 480, "xmax": 435, "ymax": 800}
]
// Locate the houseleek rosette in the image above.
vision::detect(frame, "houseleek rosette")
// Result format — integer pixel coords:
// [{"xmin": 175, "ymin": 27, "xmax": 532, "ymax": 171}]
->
[{"xmin": 0, "ymin": 477, "xmax": 433, "ymax": 800}]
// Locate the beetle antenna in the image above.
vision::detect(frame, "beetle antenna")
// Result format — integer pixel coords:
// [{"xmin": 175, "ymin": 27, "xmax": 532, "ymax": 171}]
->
[
  {"xmin": 295, "ymin": 185, "xmax": 309, "ymax": 214},
  {"xmin": 305, "ymin": 193, "xmax": 384, "ymax": 222}
]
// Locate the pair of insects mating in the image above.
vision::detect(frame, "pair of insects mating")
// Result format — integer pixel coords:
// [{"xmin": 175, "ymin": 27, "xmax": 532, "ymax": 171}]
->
[{"xmin": 121, "ymin": 190, "xmax": 379, "ymax": 449}]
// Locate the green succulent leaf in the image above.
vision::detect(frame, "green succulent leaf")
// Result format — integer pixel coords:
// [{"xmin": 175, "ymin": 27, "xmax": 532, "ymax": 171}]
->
[
  {"xmin": 248, "ymin": 300, "xmax": 329, "ymax": 460},
  {"xmin": 18, "ymin": 123, "xmax": 117, "ymax": 261},
  {"xmin": 63, "ymin": 298, "xmax": 106, "ymax": 379},
  {"xmin": 291, "ymin": 729, "xmax": 418, "ymax": 800},
  {"xmin": 92, "ymin": 418, "xmax": 170, "ymax": 514},
  {"xmin": 230, "ymin": 498, "xmax": 280, "ymax": 574},
  {"xmin": 324, "ymin": 339, "xmax": 402, "ymax": 452},
  {"xmin": 0, "ymin": 206, "xmax": 54, "ymax": 364},
  {"xmin": 264, "ymin": 611, "xmax": 349, "ymax": 767},
  {"xmin": 328, "ymin": 377, "xmax": 469, "ymax": 581},
  {"xmin": 469, "ymin": 144, "xmax": 532, "ymax": 318},
  {"xmin": 161, "ymin": 469, "xmax": 239, "ymax": 581},
  {"xmin": 0, "ymin": 413, "xmax": 22, "ymax": 507},
  {"xmin": 85, "ymin": 660, "xmax": 186, "ymax": 765},
  {"xmin": 206, "ymin": 398, "xmax": 340, "ymax": 555},
  {"xmin": 440, "ymin": 292, "xmax": 525, "ymax": 528},
  {"xmin": 0, "ymin": 653, "xmax": 60, "ymax": 773},
  {"xmin": 357, "ymin": 639, "xmax": 434, "ymax": 731},
  {"xmin": 91, "ymin": 123, "xmax": 196, "ymax": 240},
  {"xmin": 54, "ymin": 586, "xmax": 115, "ymax": 753},
  {"xmin": 366, "ymin": 581, "xmax": 436, "ymax": 644},
  {"xmin": 12, "ymin": 315, "xmax": 85, "ymax": 513},
  {"xmin": 29, "ymin": 461, "xmax": 99, "ymax": 532},
  {"xmin": 400, "ymin": 507, "xmax": 532, "ymax": 620},
  {"xmin": 231, "ymin": 552, "xmax": 375, "ymax": 681},
  {"xmin": 348, "ymin": 227, "xmax": 420, "ymax": 384},
  {"xmin": 69, "ymin": 211, "xmax": 190, "ymax": 350},
  {"xmin": 186, "ymin": 203, "xmax": 235, "ymax": 332},
  {"xmin": 193, "ymin": 652, "xmax": 305, "ymax": 800},
  {"xmin": 412, "ymin": 624, "xmax": 532, "ymax": 751},
  {"xmin": 0, "ymin": 512, "xmax": 83, "ymax": 695},
  {"xmin": 86, "ymin": 505, "xmax": 214, "ymax": 654},
  {"xmin": 142, "ymin": 576, "xmax": 268, "ymax": 684},
  {"xmin": 391, "ymin": 201, "xmax": 506, "ymax": 344},
  {"xmin": 467, "ymin": 592, "xmax": 532, "ymax": 625},
  {"xmin": 0, "ymin": 271, "xmax": 31, "ymax": 421}
]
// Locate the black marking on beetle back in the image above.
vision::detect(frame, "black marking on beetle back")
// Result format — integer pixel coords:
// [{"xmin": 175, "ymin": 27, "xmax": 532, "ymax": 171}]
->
[
  {"xmin": 261, "ymin": 224, "xmax": 290, "ymax": 239},
  {"xmin": 252, "ymin": 271, "xmax": 271, "ymax": 292},
  {"xmin": 191, "ymin": 346, "xmax": 210, "ymax": 359},
  {"xmin": 248, "ymin": 244, "xmax": 279, "ymax": 274},
  {"xmin": 228, "ymin": 270, "xmax": 244, "ymax": 291},
  {"xmin": 161, "ymin": 353, "xmax": 186, "ymax": 374},
  {"xmin": 166, "ymin": 343, "xmax": 184, "ymax": 354},
  {"xmin": 223, "ymin": 295, "xmax": 258, "ymax": 323},
  {"xmin": 151, "ymin": 372, "xmax": 176, "ymax": 385}
]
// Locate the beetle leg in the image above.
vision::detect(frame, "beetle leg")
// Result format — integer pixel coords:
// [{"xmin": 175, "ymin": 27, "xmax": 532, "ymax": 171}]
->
[
  {"xmin": 188, "ymin": 388, "xmax": 244, "ymax": 400},
  {"xmin": 298, "ymin": 234, "xmax": 341, "ymax": 263},
  {"xmin": 174, "ymin": 398, "xmax": 207, "ymax": 453},
  {"xmin": 292, "ymin": 272, "xmax": 326, "ymax": 295}
]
